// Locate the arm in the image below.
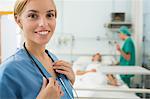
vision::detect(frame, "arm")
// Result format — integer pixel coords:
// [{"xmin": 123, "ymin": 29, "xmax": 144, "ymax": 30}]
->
[
  {"xmin": 76, "ymin": 69, "xmax": 97, "ymax": 75},
  {"xmin": 0, "ymin": 79, "xmax": 17, "ymax": 98},
  {"xmin": 119, "ymin": 50, "xmax": 131, "ymax": 61},
  {"xmin": 116, "ymin": 44, "xmax": 131, "ymax": 61},
  {"xmin": 0, "ymin": 68, "xmax": 18, "ymax": 98},
  {"xmin": 76, "ymin": 70, "xmax": 87, "ymax": 75}
]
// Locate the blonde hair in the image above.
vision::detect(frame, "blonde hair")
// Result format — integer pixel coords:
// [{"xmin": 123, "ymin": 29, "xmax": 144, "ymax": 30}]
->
[{"xmin": 14, "ymin": 0, "xmax": 57, "ymax": 17}]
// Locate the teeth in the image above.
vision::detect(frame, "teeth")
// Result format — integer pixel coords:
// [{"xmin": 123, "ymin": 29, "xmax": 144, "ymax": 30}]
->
[{"xmin": 38, "ymin": 31, "xmax": 48, "ymax": 35}]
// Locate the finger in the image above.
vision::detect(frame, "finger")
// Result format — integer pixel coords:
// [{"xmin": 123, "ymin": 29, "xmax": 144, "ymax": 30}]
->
[
  {"xmin": 47, "ymin": 78, "xmax": 55, "ymax": 88},
  {"xmin": 55, "ymin": 69, "xmax": 69, "ymax": 76},
  {"xmin": 56, "ymin": 70, "xmax": 75, "ymax": 84},
  {"xmin": 53, "ymin": 65, "xmax": 71, "ymax": 71},
  {"xmin": 53, "ymin": 65, "xmax": 72, "ymax": 70},
  {"xmin": 53, "ymin": 60, "xmax": 72, "ymax": 68},
  {"xmin": 53, "ymin": 63, "xmax": 72, "ymax": 69},
  {"xmin": 58, "ymin": 85, "xmax": 64, "ymax": 96},
  {"xmin": 41, "ymin": 77, "xmax": 48, "ymax": 90},
  {"xmin": 55, "ymin": 81, "xmax": 64, "ymax": 96},
  {"xmin": 55, "ymin": 80, "xmax": 60, "ymax": 87}
]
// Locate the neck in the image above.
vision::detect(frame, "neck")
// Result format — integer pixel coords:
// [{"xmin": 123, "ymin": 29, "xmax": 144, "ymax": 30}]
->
[
  {"xmin": 25, "ymin": 41, "xmax": 46, "ymax": 58},
  {"xmin": 122, "ymin": 35, "xmax": 129, "ymax": 40},
  {"xmin": 124, "ymin": 36, "xmax": 129, "ymax": 40}
]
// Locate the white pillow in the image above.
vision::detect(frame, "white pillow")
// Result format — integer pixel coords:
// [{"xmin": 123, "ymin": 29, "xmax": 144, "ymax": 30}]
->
[
  {"xmin": 73, "ymin": 56, "xmax": 92, "ymax": 71},
  {"xmin": 75, "ymin": 56, "xmax": 92, "ymax": 65},
  {"xmin": 102, "ymin": 56, "xmax": 113, "ymax": 65}
]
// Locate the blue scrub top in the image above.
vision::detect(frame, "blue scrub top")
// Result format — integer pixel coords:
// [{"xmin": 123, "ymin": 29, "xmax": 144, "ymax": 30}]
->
[{"xmin": 0, "ymin": 49, "xmax": 73, "ymax": 99}]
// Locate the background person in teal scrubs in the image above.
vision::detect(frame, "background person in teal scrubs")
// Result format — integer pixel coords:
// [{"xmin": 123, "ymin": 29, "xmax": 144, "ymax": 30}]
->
[
  {"xmin": 0, "ymin": 0, "xmax": 75, "ymax": 99},
  {"xmin": 116, "ymin": 26, "xmax": 135, "ymax": 87}
]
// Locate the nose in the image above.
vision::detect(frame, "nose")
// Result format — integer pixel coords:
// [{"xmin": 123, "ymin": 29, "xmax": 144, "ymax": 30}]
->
[{"xmin": 38, "ymin": 17, "xmax": 48, "ymax": 27}]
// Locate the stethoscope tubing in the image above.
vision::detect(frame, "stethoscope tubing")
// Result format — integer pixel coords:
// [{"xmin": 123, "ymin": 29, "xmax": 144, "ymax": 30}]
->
[{"xmin": 23, "ymin": 42, "xmax": 74, "ymax": 99}]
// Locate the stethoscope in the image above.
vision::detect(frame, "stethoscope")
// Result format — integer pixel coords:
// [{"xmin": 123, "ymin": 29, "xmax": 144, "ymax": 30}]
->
[{"xmin": 23, "ymin": 42, "xmax": 75, "ymax": 99}]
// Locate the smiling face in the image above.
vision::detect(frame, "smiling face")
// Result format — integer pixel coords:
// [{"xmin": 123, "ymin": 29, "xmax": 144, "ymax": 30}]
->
[{"xmin": 15, "ymin": 0, "xmax": 56, "ymax": 46}]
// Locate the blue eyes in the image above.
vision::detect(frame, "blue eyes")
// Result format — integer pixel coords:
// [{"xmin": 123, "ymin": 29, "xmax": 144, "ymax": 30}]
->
[
  {"xmin": 27, "ymin": 13, "xmax": 55, "ymax": 20},
  {"xmin": 28, "ymin": 14, "xmax": 38, "ymax": 19},
  {"xmin": 47, "ymin": 13, "xmax": 55, "ymax": 18}
]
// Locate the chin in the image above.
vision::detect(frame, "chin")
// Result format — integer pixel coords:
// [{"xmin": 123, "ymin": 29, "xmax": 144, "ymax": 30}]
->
[{"xmin": 37, "ymin": 40, "xmax": 49, "ymax": 46}]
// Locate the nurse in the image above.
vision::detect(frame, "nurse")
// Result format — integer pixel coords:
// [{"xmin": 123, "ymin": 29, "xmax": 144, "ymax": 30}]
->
[
  {"xmin": 0, "ymin": 0, "xmax": 75, "ymax": 99},
  {"xmin": 116, "ymin": 26, "xmax": 135, "ymax": 87}
]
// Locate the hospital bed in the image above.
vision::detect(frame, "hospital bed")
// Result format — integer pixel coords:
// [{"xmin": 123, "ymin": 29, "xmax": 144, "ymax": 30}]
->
[
  {"xmin": 73, "ymin": 57, "xmax": 150, "ymax": 99},
  {"xmin": 73, "ymin": 66, "xmax": 150, "ymax": 99}
]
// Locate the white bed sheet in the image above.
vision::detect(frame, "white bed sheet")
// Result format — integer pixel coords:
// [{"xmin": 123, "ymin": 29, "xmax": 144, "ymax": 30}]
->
[
  {"xmin": 72, "ymin": 56, "xmax": 148, "ymax": 99},
  {"xmin": 73, "ymin": 73, "xmax": 140, "ymax": 99}
]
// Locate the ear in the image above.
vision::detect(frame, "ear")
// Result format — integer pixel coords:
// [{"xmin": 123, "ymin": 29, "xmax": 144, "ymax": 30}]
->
[{"xmin": 14, "ymin": 15, "xmax": 23, "ymax": 29}]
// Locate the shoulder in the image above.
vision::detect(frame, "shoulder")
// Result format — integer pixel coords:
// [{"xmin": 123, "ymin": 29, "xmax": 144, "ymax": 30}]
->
[
  {"xmin": 0, "ymin": 49, "xmax": 43, "ymax": 98},
  {"xmin": 126, "ymin": 37, "xmax": 134, "ymax": 43},
  {"xmin": 1, "ymin": 49, "xmax": 30, "ymax": 67},
  {"xmin": 124, "ymin": 38, "xmax": 134, "ymax": 46},
  {"xmin": 0, "ymin": 49, "xmax": 31, "ymax": 80}
]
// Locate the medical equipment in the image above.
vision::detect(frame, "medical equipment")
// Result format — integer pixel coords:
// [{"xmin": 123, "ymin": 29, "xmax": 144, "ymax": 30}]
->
[{"xmin": 23, "ymin": 42, "xmax": 77, "ymax": 99}]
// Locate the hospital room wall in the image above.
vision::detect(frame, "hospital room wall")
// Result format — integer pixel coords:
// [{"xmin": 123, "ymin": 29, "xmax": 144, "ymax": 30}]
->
[
  {"xmin": 61, "ymin": 0, "xmax": 131, "ymax": 38},
  {"xmin": 0, "ymin": 0, "xmax": 63, "ymax": 62},
  {"xmin": 0, "ymin": 0, "xmax": 132, "ymax": 62},
  {"xmin": 0, "ymin": 0, "xmax": 142, "ymax": 64},
  {"xmin": 0, "ymin": 1, "xmax": 20, "ymax": 62},
  {"xmin": 142, "ymin": 0, "xmax": 150, "ymax": 93},
  {"xmin": 143, "ymin": 0, "xmax": 150, "ymax": 68},
  {"xmin": 48, "ymin": 0, "xmax": 132, "ymax": 62},
  {"xmin": 131, "ymin": 0, "xmax": 143, "ymax": 66},
  {"xmin": 131, "ymin": 0, "xmax": 150, "ymax": 66},
  {"xmin": 1, "ymin": 15, "xmax": 20, "ymax": 62}
]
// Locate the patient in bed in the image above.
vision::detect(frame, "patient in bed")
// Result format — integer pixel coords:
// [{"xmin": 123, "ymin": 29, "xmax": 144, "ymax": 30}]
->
[
  {"xmin": 76, "ymin": 53, "xmax": 119, "ymax": 86},
  {"xmin": 76, "ymin": 53, "xmax": 101, "ymax": 75}
]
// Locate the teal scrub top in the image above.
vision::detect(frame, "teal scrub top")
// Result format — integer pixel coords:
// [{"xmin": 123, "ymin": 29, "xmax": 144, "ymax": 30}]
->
[
  {"xmin": 120, "ymin": 37, "xmax": 135, "ymax": 66},
  {"xmin": 0, "ymin": 49, "xmax": 73, "ymax": 99},
  {"xmin": 119, "ymin": 37, "xmax": 135, "ymax": 87}
]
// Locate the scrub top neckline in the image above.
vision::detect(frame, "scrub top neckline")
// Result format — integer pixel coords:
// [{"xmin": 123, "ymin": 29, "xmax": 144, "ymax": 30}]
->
[
  {"xmin": 125, "ymin": 37, "xmax": 130, "ymax": 41},
  {"xmin": 22, "ymin": 48, "xmax": 56, "ymax": 79}
]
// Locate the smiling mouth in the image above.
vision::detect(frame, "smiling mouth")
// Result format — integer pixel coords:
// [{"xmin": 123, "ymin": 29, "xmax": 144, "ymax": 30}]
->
[{"xmin": 35, "ymin": 30, "xmax": 50, "ymax": 36}]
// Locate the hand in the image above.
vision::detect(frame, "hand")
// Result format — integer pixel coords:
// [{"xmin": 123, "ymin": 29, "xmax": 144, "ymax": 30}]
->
[
  {"xmin": 116, "ymin": 44, "xmax": 121, "ymax": 52},
  {"xmin": 90, "ymin": 69, "xmax": 96, "ymax": 72},
  {"xmin": 36, "ymin": 77, "xmax": 64, "ymax": 99},
  {"xmin": 115, "ymin": 61, "xmax": 120, "ymax": 65},
  {"xmin": 53, "ymin": 60, "xmax": 75, "ymax": 85},
  {"xmin": 107, "ymin": 74, "xmax": 118, "ymax": 86}
]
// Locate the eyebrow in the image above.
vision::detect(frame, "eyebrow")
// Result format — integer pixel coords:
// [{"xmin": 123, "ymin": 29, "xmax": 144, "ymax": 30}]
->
[
  {"xmin": 27, "ymin": 10, "xmax": 39, "ymax": 13},
  {"xmin": 28, "ymin": 10, "xmax": 55, "ymax": 13},
  {"xmin": 47, "ymin": 10, "xmax": 56, "ymax": 13}
]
